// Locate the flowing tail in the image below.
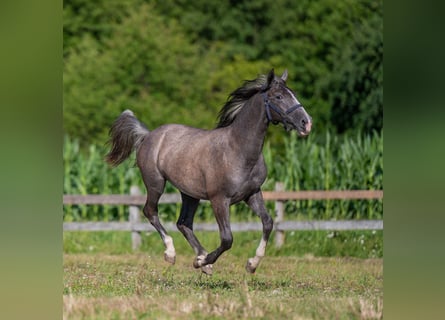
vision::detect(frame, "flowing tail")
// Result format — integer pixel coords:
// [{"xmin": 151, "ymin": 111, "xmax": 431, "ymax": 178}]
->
[{"xmin": 105, "ymin": 110, "xmax": 149, "ymax": 167}]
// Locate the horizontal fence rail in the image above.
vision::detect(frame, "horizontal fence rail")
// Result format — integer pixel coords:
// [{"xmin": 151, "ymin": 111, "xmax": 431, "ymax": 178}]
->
[
  {"xmin": 63, "ymin": 184, "xmax": 383, "ymax": 250},
  {"xmin": 63, "ymin": 220, "xmax": 383, "ymax": 232}
]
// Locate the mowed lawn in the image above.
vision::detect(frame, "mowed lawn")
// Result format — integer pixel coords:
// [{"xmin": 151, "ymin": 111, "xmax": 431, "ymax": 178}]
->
[{"xmin": 63, "ymin": 253, "xmax": 382, "ymax": 319}]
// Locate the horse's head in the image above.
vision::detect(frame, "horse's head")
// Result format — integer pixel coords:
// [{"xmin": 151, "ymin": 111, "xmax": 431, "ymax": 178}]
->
[{"xmin": 261, "ymin": 69, "xmax": 312, "ymax": 136}]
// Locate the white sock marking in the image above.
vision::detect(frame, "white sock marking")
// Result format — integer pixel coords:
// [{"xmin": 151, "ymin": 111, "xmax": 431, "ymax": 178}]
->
[{"xmin": 164, "ymin": 235, "xmax": 176, "ymax": 257}]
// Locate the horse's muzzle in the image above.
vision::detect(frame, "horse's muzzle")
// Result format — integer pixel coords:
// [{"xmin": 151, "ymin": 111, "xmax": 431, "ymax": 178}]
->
[
  {"xmin": 285, "ymin": 109, "xmax": 312, "ymax": 136},
  {"xmin": 298, "ymin": 118, "xmax": 312, "ymax": 136}
]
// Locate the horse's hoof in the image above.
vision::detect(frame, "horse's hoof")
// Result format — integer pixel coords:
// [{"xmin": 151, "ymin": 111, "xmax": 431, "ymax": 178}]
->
[
  {"xmin": 201, "ymin": 264, "xmax": 213, "ymax": 275},
  {"xmin": 164, "ymin": 253, "xmax": 176, "ymax": 265},
  {"xmin": 193, "ymin": 254, "xmax": 206, "ymax": 268},
  {"xmin": 245, "ymin": 259, "xmax": 257, "ymax": 274}
]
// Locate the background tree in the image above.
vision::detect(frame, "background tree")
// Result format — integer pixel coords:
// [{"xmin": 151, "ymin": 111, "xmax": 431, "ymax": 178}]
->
[
  {"xmin": 319, "ymin": 11, "xmax": 383, "ymax": 134},
  {"xmin": 63, "ymin": 0, "xmax": 383, "ymax": 146}
]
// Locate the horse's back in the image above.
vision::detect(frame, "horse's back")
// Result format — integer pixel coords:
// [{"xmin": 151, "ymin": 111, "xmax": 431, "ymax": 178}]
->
[
  {"xmin": 136, "ymin": 124, "xmax": 225, "ymax": 198},
  {"xmin": 136, "ymin": 123, "xmax": 265, "ymax": 201}
]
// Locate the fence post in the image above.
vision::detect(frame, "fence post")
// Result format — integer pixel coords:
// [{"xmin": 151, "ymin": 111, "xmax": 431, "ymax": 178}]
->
[
  {"xmin": 274, "ymin": 182, "xmax": 285, "ymax": 248},
  {"xmin": 129, "ymin": 186, "xmax": 142, "ymax": 251}
]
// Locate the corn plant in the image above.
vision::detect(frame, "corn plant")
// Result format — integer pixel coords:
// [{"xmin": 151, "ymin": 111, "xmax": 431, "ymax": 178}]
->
[{"xmin": 63, "ymin": 130, "xmax": 383, "ymax": 222}]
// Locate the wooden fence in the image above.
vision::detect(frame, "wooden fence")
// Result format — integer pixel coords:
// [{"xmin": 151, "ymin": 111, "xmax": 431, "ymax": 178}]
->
[{"xmin": 63, "ymin": 183, "xmax": 383, "ymax": 250}]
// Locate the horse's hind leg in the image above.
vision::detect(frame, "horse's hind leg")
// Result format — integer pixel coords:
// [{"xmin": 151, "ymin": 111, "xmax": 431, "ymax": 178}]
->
[
  {"xmin": 176, "ymin": 193, "xmax": 212, "ymax": 274},
  {"xmin": 142, "ymin": 180, "xmax": 176, "ymax": 264},
  {"xmin": 245, "ymin": 191, "xmax": 273, "ymax": 273},
  {"xmin": 193, "ymin": 196, "xmax": 232, "ymax": 268}
]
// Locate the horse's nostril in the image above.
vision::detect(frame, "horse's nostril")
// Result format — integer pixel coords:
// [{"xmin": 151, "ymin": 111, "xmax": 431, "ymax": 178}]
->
[{"xmin": 301, "ymin": 119, "xmax": 306, "ymax": 125}]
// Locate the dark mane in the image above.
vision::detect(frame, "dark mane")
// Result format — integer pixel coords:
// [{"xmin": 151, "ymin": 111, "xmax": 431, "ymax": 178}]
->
[{"xmin": 216, "ymin": 75, "xmax": 267, "ymax": 128}]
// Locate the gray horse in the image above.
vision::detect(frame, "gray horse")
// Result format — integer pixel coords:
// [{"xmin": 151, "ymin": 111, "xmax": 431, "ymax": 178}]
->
[{"xmin": 106, "ymin": 69, "xmax": 312, "ymax": 274}]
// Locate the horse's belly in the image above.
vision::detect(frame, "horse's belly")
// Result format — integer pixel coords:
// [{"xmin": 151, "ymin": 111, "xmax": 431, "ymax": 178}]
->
[
  {"xmin": 229, "ymin": 177, "xmax": 265, "ymax": 204},
  {"xmin": 166, "ymin": 170, "xmax": 209, "ymax": 200},
  {"xmin": 225, "ymin": 163, "xmax": 267, "ymax": 204},
  {"xmin": 168, "ymin": 164, "xmax": 265, "ymax": 203}
]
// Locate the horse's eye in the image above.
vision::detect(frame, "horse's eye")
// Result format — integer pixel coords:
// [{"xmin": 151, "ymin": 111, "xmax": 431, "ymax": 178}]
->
[{"xmin": 276, "ymin": 95, "xmax": 283, "ymax": 100}]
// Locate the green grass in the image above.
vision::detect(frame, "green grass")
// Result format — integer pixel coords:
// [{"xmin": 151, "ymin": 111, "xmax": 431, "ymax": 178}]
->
[
  {"xmin": 63, "ymin": 230, "xmax": 382, "ymax": 259},
  {"xmin": 64, "ymin": 253, "xmax": 383, "ymax": 319},
  {"xmin": 64, "ymin": 231, "xmax": 383, "ymax": 318}
]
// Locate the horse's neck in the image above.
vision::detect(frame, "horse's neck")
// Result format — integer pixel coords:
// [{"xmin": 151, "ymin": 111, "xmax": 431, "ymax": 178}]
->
[{"xmin": 229, "ymin": 94, "xmax": 268, "ymax": 164}]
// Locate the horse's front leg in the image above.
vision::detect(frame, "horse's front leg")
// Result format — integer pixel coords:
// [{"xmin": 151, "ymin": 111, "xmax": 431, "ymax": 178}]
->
[
  {"xmin": 193, "ymin": 197, "xmax": 232, "ymax": 268},
  {"xmin": 245, "ymin": 191, "xmax": 273, "ymax": 273}
]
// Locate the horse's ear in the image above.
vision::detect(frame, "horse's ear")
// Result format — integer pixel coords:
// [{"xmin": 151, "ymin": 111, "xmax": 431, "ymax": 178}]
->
[
  {"xmin": 267, "ymin": 69, "xmax": 275, "ymax": 85},
  {"xmin": 281, "ymin": 69, "xmax": 288, "ymax": 82},
  {"xmin": 262, "ymin": 69, "xmax": 275, "ymax": 91}
]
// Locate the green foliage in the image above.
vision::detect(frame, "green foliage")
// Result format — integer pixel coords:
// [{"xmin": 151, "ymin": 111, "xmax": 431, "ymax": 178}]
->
[
  {"xmin": 63, "ymin": 0, "xmax": 144, "ymax": 56},
  {"xmin": 64, "ymin": 230, "xmax": 382, "ymax": 258},
  {"xmin": 64, "ymin": 4, "xmax": 213, "ymax": 145},
  {"xmin": 319, "ymin": 3, "xmax": 383, "ymax": 134},
  {"xmin": 150, "ymin": 0, "xmax": 383, "ymax": 134},
  {"xmin": 63, "ymin": 130, "xmax": 383, "ymax": 222},
  {"xmin": 63, "ymin": 0, "xmax": 383, "ymax": 145},
  {"xmin": 263, "ymin": 130, "xmax": 383, "ymax": 220}
]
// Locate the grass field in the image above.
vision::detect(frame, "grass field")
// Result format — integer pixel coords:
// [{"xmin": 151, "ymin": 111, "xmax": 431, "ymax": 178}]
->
[{"xmin": 63, "ymin": 232, "xmax": 383, "ymax": 319}]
